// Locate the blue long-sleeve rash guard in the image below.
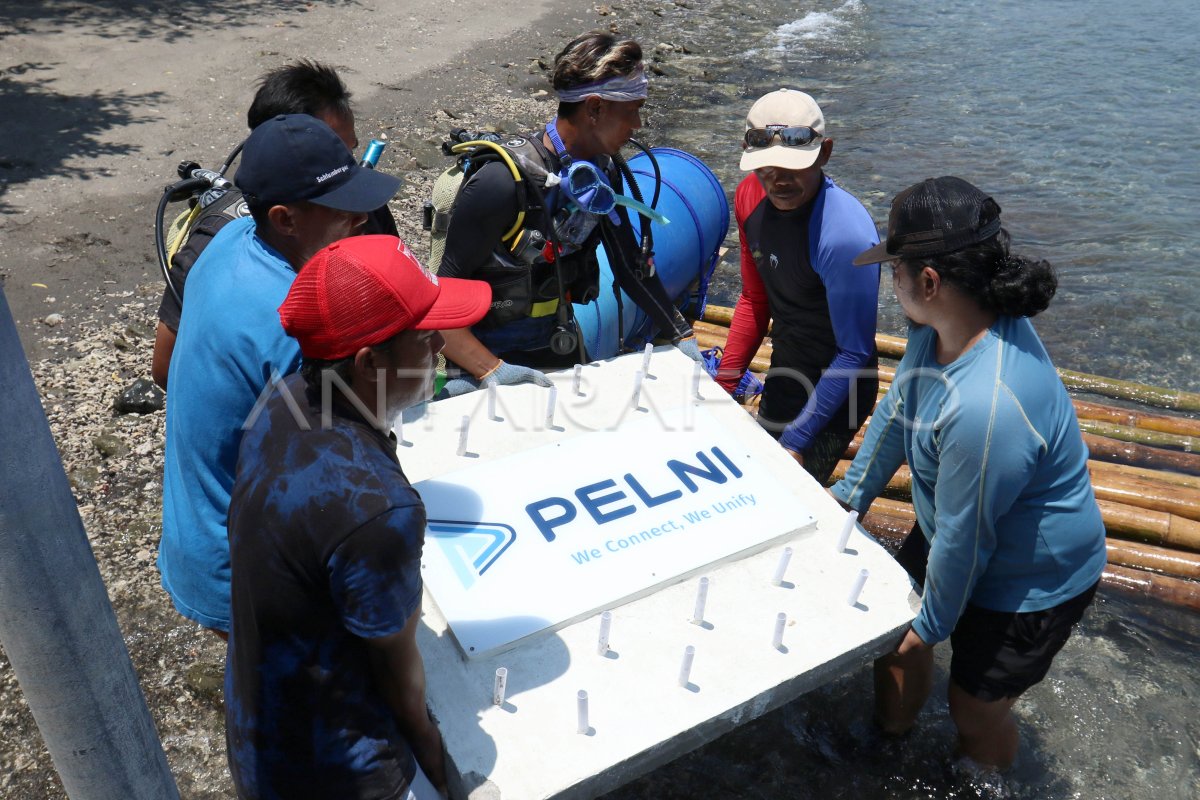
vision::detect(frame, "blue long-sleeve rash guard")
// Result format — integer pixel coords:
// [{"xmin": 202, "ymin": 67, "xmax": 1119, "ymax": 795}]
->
[{"xmin": 831, "ymin": 316, "xmax": 1106, "ymax": 644}]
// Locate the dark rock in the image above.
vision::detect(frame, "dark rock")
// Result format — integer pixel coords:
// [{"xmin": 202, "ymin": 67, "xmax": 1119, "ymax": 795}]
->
[
  {"xmin": 114, "ymin": 377, "xmax": 165, "ymax": 415},
  {"xmin": 412, "ymin": 148, "xmax": 445, "ymax": 171}
]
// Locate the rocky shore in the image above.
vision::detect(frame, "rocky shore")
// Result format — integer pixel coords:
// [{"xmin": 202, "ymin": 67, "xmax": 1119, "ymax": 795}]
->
[{"xmin": 0, "ymin": 1, "xmax": 727, "ymax": 797}]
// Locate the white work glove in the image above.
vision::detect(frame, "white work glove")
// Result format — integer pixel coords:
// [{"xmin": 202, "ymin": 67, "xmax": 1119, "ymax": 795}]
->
[
  {"xmin": 440, "ymin": 361, "xmax": 552, "ymax": 398},
  {"xmin": 674, "ymin": 335, "xmax": 704, "ymax": 363}
]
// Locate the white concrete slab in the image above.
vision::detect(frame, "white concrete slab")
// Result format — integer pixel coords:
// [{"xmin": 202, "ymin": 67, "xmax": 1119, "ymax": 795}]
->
[
  {"xmin": 417, "ymin": 403, "xmax": 815, "ymax": 658},
  {"xmin": 402, "ymin": 348, "xmax": 918, "ymax": 799}
]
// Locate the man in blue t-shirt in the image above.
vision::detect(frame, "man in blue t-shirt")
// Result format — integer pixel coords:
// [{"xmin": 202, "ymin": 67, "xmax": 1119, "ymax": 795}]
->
[
  {"xmin": 716, "ymin": 89, "xmax": 881, "ymax": 484},
  {"xmin": 226, "ymin": 234, "xmax": 490, "ymax": 799},
  {"xmin": 158, "ymin": 114, "xmax": 402, "ymax": 636}
]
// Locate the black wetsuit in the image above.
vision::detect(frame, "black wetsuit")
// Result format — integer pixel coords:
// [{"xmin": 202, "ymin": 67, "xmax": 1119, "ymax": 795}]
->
[{"xmin": 437, "ymin": 132, "xmax": 690, "ymax": 369}]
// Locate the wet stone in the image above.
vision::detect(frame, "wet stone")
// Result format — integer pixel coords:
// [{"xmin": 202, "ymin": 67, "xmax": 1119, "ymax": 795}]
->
[
  {"xmin": 93, "ymin": 429, "xmax": 128, "ymax": 459},
  {"xmin": 185, "ymin": 661, "xmax": 225, "ymax": 705},
  {"xmin": 124, "ymin": 322, "xmax": 154, "ymax": 341},
  {"xmin": 114, "ymin": 377, "xmax": 165, "ymax": 415},
  {"xmin": 69, "ymin": 465, "xmax": 101, "ymax": 493}
]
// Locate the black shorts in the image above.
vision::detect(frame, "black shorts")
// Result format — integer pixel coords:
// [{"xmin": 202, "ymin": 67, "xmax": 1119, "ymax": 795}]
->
[{"xmin": 895, "ymin": 525, "xmax": 1099, "ymax": 702}]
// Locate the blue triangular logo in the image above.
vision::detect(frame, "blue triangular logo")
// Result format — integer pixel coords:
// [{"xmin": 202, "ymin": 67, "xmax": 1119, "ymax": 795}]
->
[{"xmin": 427, "ymin": 519, "xmax": 517, "ymax": 590}]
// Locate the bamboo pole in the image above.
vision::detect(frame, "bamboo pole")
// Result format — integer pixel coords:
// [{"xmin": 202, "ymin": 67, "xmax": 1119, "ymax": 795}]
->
[
  {"xmin": 1076, "ymin": 418, "xmax": 1199, "ymax": 453},
  {"xmin": 700, "ymin": 316, "xmax": 1200, "ymax": 450},
  {"xmin": 1072, "ymin": 399, "xmax": 1200, "ymax": 438},
  {"xmin": 830, "ymin": 460, "xmax": 1200, "ymax": 551},
  {"xmin": 1094, "ymin": 499, "xmax": 1200, "ymax": 551},
  {"xmin": 1100, "ymin": 564, "xmax": 1200, "ymax": 611},
  {"xmin": 1105, "ymin": 539, "xmax": 1200, "ymax": 581},
  {"xmin": 879, "ymin": 371, "xmax": 1200, "ymax": 441},
  {"xmin": 857, "ymin": 513, "xmax": 1200, "ymax": 612},
  {"xmin": 1085, "ymin": 459, "xmax": 1200, "ymax": 491},
  {"xmin": 700, "ymin": 305, "xmax": 1200, "ymax": 412},
  {"xmin": 1082, "ymin": 433, "xmax": 1200, "ymax": 476},
  {"xmin": 1085, "ymin": 464, "xmax": 1200, "ymax": 522}
]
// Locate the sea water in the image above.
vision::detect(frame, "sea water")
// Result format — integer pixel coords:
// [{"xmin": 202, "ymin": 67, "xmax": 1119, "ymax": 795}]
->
[
  {"xmin": 608, "ymin": 1, "xmax": 1200, "ymax": 797},
  {"xmin": 645, "ymin": 0, "xmax": 1200, "ymax": 392}
]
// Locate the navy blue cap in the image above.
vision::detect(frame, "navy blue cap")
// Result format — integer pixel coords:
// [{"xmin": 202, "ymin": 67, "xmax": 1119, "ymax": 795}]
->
[
  {"xmin": 235, "ymin": 114, "xmax": 401, "ymax": 212},
  {"xmin": 853, "ymin": 176, "xmax": 1002, "ymax": 266}
]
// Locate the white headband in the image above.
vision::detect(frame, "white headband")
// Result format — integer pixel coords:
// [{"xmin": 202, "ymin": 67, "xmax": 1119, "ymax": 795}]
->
[{"xmin": 555, "ymin": 66, "xmax": 649, "ymax": 103}]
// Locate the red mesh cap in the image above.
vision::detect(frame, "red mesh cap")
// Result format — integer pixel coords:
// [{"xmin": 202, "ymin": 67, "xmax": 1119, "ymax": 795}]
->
[{"xmin": 279, "ymin": 235, "xmax": 491, "ymax": 360}]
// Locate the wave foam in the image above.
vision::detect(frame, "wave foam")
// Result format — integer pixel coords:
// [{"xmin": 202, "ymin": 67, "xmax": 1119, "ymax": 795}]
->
[{"xmin": 774, "ymin": 0, "xmax": 863, "ymax": 50}]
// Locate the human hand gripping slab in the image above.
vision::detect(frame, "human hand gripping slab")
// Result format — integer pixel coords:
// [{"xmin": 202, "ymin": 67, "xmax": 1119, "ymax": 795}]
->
[
  {"xmin": 440, "ymin": 360, "xmax": 553, "ymax": 397},
  {"xmin": 674, "ymin": 335, "xmax": 704, "ymax": 363}
]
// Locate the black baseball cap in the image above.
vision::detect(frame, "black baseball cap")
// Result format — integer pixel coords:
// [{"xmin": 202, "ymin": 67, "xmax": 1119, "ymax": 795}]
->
[
  {"xmin": 235, "ymin": 114, "xmax": 401, "ymax": 212},
  {"xmin": 853, "ymin": 176, "xmax": 1002, "ymax": 266}
]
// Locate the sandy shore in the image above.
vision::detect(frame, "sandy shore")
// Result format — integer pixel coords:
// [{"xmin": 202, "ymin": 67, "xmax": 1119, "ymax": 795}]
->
[{"xmin": 0, "ymin": 1, "xmax": 706, "ymax": 796}]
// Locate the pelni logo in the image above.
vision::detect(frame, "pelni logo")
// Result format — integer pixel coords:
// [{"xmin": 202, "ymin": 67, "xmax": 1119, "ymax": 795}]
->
[{"xmin": 427, "ymin": 519, "xmax": 517, "ymax": 589}]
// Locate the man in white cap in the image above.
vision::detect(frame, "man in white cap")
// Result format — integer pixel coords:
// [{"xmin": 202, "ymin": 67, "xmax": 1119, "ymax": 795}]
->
[{"xmin": 716, "ymin": 88, "xmax": 882, "ymax": 483}]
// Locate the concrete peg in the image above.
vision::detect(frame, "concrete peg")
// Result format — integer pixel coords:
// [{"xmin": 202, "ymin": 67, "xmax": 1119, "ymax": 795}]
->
[
  {"xmin": 493, "ymin": 667, "xmax": 507, "ymax": 706},
  {"xmin": 456, "ymin": 415, "xmax": 471, "ymax": 457},
  {"xmin": 771, "ymin": 547, "xmax": 793, "ymax": 586},
  {"xmin": 577, "ymin": 690, "xmax": 589, "ymax": 734},
  {"xmin": 597, "ymin": 610, "xmax": 613, "ymax": 655},
  {"xmin": 847, "ymin": 568, "xmax": 869, "ymax": 607},
  {"xmin": 487, "ymin": 377, "xmax": 498, "ymax": 421},
  {"xmin": 631, "ymin": 369, "xmax": 644, "ymax": 409},
  {"xmin": 642, "ymin": 341, "xmax": 653, "ymax": 375},
  {"xmin": 678, "ymin": 645, "xmax": 695, "ymax": 688},
  {"xmin": 691, "ymin": 576, "xmax": 709, "ymax": 625},
  {"xmin": 836, "ymin": 510, "xmax": 859, "ymax": 553},
  {"xmin": 772, "ymin": 612, "xmax": 787, "ymax": 650},
  {"xmin": 691, "ymin": 360, "xmax": 703, "ymax": 399},
  {"xmin": 545, "ymin": 385, "xmax": 557, "ymax": 429},
  {"xmin": 573, "ymin": 363, "xmax": 583, "ymax": 396}
]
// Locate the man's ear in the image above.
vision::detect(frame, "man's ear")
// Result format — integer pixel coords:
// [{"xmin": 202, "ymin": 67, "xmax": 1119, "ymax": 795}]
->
[
  {"xmin": 266, "ymin": 204, "xmax": 298, "ymax": 238},
  {"xmin": 351, "ymin": 345, "xmax": 381, "ymax": 386},
  {"xmin": 815, "ymin": 138, "xmax": 834, "ymax": 168}
]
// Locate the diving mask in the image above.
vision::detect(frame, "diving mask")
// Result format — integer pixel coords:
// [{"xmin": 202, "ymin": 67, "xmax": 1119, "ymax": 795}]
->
[{"xmin": 561, "ymin": 161, "xmax": 669, "ymax": 226}]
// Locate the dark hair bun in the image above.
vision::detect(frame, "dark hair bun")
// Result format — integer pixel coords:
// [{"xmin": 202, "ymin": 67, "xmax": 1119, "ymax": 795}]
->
[{"xmin": 984, "ymin": 255, "xmax": 1057, "ymax": 318}]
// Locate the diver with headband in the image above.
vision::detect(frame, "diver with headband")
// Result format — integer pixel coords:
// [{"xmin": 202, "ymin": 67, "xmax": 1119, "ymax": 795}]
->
[{"xmin": 436, "ymin": 31, "xmax": 702, "ymax": 396}]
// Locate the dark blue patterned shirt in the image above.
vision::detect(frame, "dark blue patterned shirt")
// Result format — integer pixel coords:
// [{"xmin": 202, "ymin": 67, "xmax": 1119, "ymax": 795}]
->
[{"xmin": 225, "ymin": 373, "xmax": 424, "ymax": 799}]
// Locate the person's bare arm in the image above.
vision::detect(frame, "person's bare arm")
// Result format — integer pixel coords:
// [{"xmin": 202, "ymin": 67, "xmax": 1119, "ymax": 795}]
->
[
  {"xmin": 440, "ymin": 327, "xmax": 501, "ymax": 380},
  {"xmin": 367, "ymin": 602, "xmax": 447, "ymax": 794},
  {"xmin": 151, "ymin": 322, "xmax": 177, "ymax": 390}
]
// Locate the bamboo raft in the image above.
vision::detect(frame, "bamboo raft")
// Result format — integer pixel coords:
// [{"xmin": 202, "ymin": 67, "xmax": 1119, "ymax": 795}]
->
[{"xmin": 693, "ymin": 305, "xmax": 1200, "ymax": 613}]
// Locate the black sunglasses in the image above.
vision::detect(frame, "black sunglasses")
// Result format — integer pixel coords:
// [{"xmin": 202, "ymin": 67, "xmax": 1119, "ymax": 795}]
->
[{"xmin": 743, "ymin": 125, "xmax": 823, "ymax": 149}]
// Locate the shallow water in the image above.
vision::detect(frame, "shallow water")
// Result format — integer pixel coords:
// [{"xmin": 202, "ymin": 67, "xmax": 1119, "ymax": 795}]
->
[
  {"xmin": 641, "ymin": 0, "xmax": 1200, "ymax": 391},
  {"xmin": 608, "ymin": 589, "xmax": 1200, "ymax": 800},
  {"xmin": 603, "ymin": 2, "xmax": 1200, "ymax": 797}
]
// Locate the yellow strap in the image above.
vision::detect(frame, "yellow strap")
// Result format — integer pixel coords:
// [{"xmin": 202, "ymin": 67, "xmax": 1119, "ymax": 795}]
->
[
  {"xmin": 166, "ymin": 204, "xmax": 204, "ymax": 265},
  {"xmin": 450, "ymin": 140, "xmax": 526, "ymax": 243},
  {"xmin": 529, "ymin": 298, "xmax": 559, "ymax": 318}
]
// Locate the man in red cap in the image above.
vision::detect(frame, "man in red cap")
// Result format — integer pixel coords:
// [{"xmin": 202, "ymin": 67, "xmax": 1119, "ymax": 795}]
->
[
  {"xmin": 717, "ymin": 89, "xmax": 881, "ymax": 484},
  {"xmin": 224, "ymin": 235, "xmax": 490, "ymax": 799}
]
